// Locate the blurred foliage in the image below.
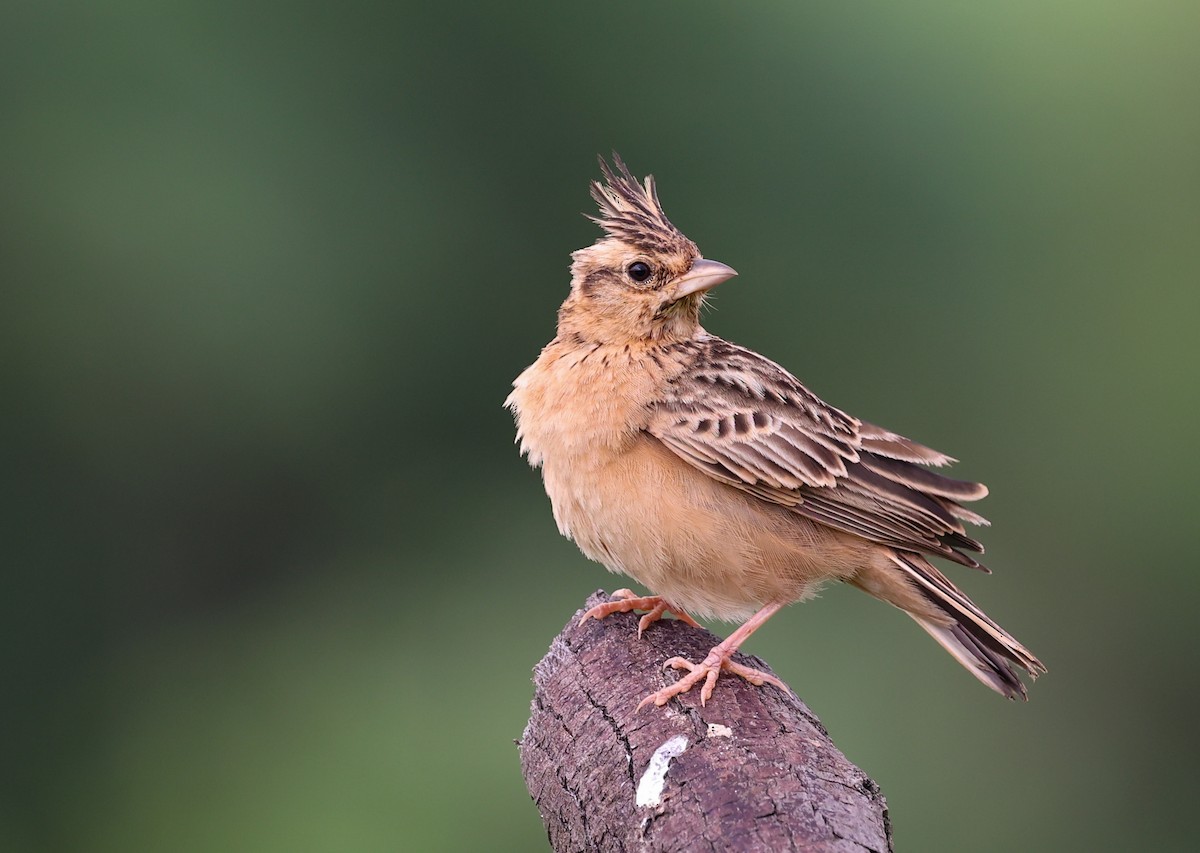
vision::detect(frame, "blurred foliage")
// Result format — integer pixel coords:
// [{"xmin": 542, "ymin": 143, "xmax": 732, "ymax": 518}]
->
[{"xmin": 2, "ymin": 1, "xmax": 1198, "ymax": 850}]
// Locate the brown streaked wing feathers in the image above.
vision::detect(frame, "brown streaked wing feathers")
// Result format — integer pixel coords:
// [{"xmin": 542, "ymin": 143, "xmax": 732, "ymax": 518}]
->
[
  {"xmin": 858, "ymin": 420, "xmax": 956, "ymax": 467},
  {"xmin": 646, "ymin": 337, "xmax": 991, "ymax": 567}
]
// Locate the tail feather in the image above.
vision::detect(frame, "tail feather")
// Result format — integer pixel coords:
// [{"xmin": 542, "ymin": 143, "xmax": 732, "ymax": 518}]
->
[
  {"xmin": 912, "ymin": 616, "xmax": 1030, "ymax": 699},
  {"xmin": 894, "ymin": 553, "xmax": 1046, "ymax": 700}
]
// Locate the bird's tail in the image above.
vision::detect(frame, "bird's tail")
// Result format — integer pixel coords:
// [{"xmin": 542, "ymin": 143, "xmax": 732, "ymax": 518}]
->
[{"xmin": 893, "ymin": 553, "xmax": 1046, "ymax": 700}]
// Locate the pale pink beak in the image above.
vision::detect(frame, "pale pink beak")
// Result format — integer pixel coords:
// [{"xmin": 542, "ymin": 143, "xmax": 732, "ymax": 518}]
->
[{"xmin": 671, "ymin": 259, "xmax": 738, "ymax": 300}]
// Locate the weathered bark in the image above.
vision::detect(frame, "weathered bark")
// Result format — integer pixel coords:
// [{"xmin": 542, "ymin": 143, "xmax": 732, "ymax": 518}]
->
[{"xmin": 519, "ymin": 591, "xmax": 892, "ymax": 852}]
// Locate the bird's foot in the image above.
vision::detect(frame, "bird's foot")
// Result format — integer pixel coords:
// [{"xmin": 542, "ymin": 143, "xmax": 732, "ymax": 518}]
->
[
  {"xmin": 637, "ymin": 647, "xmax": 787, "ymax": 709},
  {"xmin": 579, "ymin": 588, "xmax": 702, "ymax": 637}
]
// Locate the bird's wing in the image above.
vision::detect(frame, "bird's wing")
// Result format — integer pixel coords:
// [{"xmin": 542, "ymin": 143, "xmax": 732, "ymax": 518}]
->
[{"xmin": 646, "ymin": 337, "xmax": 991, "ymax": 568}]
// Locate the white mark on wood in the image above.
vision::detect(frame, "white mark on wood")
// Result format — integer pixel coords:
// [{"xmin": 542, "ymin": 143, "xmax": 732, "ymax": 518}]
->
[
  {"xmin": 636, "ymin": 734, "xmax": 689, "ymax": 808},
  {"xmin": 706, "ymin": 722, "xmax": 733, "ymax": 738}
]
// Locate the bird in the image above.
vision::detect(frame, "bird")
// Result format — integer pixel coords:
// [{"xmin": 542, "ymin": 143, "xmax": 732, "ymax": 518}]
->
[{"xmin": 506, "ymin": 154, "xmax": 1044, "ymax": 709}]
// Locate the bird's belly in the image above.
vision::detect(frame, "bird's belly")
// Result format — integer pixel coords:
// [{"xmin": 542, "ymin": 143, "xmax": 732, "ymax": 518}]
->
[{"xmin": 542, "ymin": 434, "xmax": 866, "ymax": 622}]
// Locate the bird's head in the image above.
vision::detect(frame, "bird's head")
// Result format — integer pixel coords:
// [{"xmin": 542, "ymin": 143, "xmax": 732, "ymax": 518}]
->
[{"xmin": 558, "ymin": 154, "xmax": 737, "ymax": 345}]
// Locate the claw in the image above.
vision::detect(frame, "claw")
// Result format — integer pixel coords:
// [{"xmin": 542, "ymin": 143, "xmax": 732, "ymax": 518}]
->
[
  {"xmin": 637, "ymin": 603, "xmax": 668, "ymax": 637},
  {"xmin": 637, "ymin": 651, "xmax": 788, "ymax": 710},
  {"xmin": 579, "ymin": 589, "xmax": 702, "ymax": 635}
]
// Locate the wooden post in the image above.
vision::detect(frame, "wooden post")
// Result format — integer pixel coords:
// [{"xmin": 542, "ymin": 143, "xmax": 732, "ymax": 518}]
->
[{"xmin": 519, "ymin": 590, "xmax": 893, "ymax": 852}]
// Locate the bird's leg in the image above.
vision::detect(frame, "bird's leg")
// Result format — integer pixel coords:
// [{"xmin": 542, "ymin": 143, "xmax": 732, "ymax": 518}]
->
[
  {"xmin": 638, "ymin": 602, "xmax": 788, "ymax": 709},
  {"xmin": 580, "ymin": 588, "xmax": 702, "ymax": 637}
]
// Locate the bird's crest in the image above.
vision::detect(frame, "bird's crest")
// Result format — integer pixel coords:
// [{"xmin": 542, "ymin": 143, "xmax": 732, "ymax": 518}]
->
[{"xmin": 589, "ymin": 153, "xmax": 693, "ymax": 253}]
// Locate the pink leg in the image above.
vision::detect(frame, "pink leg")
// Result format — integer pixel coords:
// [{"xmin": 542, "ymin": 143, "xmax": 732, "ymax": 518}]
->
[{"xmin": 638, "ymin": 602, "xmax": 788, "ymax": 709}]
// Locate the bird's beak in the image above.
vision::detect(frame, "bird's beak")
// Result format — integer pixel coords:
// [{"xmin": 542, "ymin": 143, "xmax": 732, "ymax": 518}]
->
[{"xmin": 671, "ymin": 259, "xmax": 738, "ymax": 300}]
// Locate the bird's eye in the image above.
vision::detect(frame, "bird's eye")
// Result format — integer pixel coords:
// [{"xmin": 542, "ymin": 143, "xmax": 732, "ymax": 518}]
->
[{"xmin": 627, "ymin": 261, "xmax": 653, "ymax": 283}]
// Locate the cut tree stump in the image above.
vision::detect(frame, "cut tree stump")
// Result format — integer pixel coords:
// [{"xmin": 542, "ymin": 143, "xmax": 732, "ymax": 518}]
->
[{"xmin": 519, "ymin": 590, "xmax": 893, "ymax": 852}]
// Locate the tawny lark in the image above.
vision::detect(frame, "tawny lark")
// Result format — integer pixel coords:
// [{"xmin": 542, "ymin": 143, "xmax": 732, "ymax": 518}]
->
[{"xmin": 507, "ymin": 155, "xmax": 1044, "ymax": 708}]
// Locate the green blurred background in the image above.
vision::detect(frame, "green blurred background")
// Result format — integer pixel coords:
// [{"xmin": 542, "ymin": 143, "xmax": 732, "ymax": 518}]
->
[{"xmin": 3, "ymin": 1, "xmax": 1197, "ymax": 850}]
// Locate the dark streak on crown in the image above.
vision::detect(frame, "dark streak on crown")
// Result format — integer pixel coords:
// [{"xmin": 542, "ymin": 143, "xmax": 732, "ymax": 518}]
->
[{"xmin": 589, "ymin": 153, "xmax": 697, "ymax": 255}]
